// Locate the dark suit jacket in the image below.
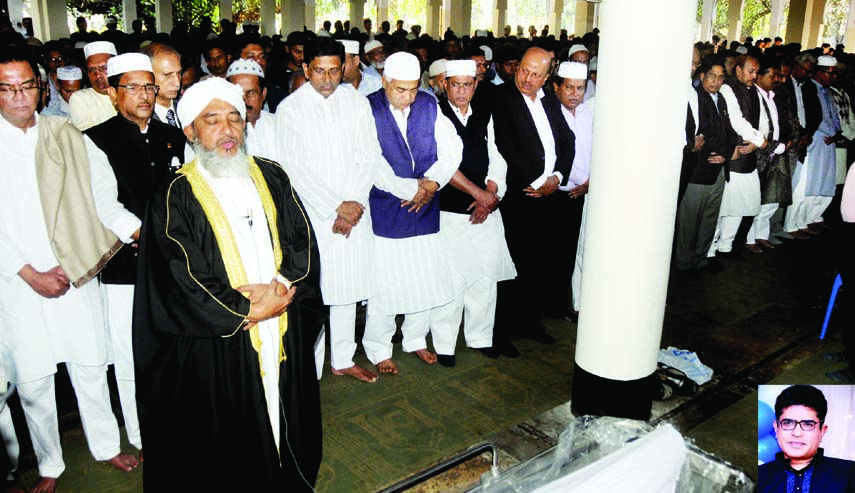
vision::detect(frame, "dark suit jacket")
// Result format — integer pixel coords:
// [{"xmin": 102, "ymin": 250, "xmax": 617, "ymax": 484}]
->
[
  {"xmin": 492, "ymin": 82, "xmax": 576, "ymax": 198},
  {"xmin": 687, "ymin": 86, "xmax": 737, "ymax": 185}
]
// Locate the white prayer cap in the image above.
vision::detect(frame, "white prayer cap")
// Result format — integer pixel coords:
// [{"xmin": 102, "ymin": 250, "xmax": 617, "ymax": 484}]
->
[
  {"xmin": 428, "ymin": 59, "xmax": 447, "ymax": 78},
  {"xmin": 557, "ymin": 61, "xmax": 587, "ymax": 80},
  {"xmin": 317, "ymin": 29, "xmax": 331, "ymax": 38},
  {"xmin": 74, "ymin": 41, "xmax": 87, "ymax": 50},
  {"xmin": 106, "ymin": 53, "xmax": 153, "ymax": 78},
  {"xmin": 480, "ymin": 45, "xmax": 492, "ymax": 61},
  {"xmin": 57, "ymin": 66, "xmax": 83, "ymax": 81},
  {"xmin": 177, "ymin": 77, "xmax": 246, "ymax": 129},
  {"xmin": 338, "ymin": 39, "xmax": 359, "ymax": 55},
  {"xmin": 567, "ymin": 44, "xmax": 589, "ymax": 57},
  {"xmin": 589, "ymin": 56, "xmax": 598, "ymax": 71},
  {"xmin": 735, "ymin": 46, "xmax": 748, "ymax": 54},
  {"xmin": 445, "ymin": 60, "xmax": 476, "ymax": 78},
  {"xmin": 226, "ymin": 59, "xmax": 265, "ymax": 79},
  {"xmin": 384, "ymin": 52, "xmax": 421, "ymax": 81},
  {"xmin": 475, "ymin": 29, "xmax": 488, "ymax": 37},
  {"xmin": 818, "ymin": 55, "xmax": 838, "ymax": 67},
  {"xmin": 83, "ymin": 41, "xmax": 117, "ymax": 59},
  {"xmin": 365, "ymin": 40, "xmax": 383, "ymax": 54}
]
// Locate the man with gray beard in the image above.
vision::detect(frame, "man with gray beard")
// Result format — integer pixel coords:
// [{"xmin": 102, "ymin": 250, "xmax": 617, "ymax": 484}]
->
[{"xmin": 133, "ymin": 77, "xmax": 325, "ymax": 492}]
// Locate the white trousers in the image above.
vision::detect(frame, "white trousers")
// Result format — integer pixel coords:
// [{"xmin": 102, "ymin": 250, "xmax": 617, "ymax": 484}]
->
[
  {"xmin": 10, "ymin": 365, "xmax": 120, "ymax": 478},
  {"xmin": 363, "ymin": 301, "xmax": 457, "ymax": 364},
  {"xmin": 328, "ymin": 303, "xmax": 358, "ymax": 371},
  {"xmin": 747, "ymin": 204, "xmax": 780, "ymax": 243},
  {"xmin": 103, "ymin": 284, "xmax": 141, "ymax": 449},
  {"xmin": 708, "ymin": 216, "xmax": 742, "ymax": 256},
  {"xmin": 0, "ymin": 404, "xmax": 19, "ymax": 481},
  {"xmin": 428, "ymin": 278, "xmax": 496, "ymax": 355}
]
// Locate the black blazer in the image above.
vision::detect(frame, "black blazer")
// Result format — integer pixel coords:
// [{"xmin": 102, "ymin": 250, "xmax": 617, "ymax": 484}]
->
[
  {"xmin": 687, "ymin": 86, "xmax": 737, "ymax": 185},
  {"xmin": 492, "ymin": 82, "xmax": 575, "ymax": 197}
]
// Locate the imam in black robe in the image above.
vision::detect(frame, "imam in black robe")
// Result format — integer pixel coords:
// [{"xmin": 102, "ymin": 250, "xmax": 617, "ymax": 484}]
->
[{"xmin": 133, "ymin": 156, "xmax": 326, "ymax": 492}]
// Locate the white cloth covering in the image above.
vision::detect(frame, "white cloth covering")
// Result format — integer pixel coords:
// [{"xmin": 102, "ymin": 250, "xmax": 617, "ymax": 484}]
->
[
  {"xmin": 196, "ymin": 163, "xmax": 281, "ymax": 450},
  {"xmin": 246, "ymin": 110, "xmax": 277, "ymax": 161},
  {"xmin": 68, "ymin": 88, "xmax": 116, "ymax": 131}
]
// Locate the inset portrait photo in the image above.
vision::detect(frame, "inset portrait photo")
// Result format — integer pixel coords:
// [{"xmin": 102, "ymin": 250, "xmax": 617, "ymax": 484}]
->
[{"xmin": 757, "ymin": 384, "xmax": 855, "ymax": 492}]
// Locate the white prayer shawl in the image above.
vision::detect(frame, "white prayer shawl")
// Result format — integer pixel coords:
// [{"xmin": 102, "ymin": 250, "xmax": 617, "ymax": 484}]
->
[
  {"xmin": 0, "ymin": 114, "xmax": 109, "ymax": 383},
  {"xmin": 246, "ymin": 110, "xmax": 278, "ymax": 162},
  {"xmin": 560, "ymin": 98, "xmax": 595, "ymax": 191},
  {"xmin": 274, "ymin": 83, "xmax": 378, "ymax": 305},
  {"xmin": 196, "ymin": 163, "xmax": 281, "ymax": 449},
  {"xmin": 68, "ymin": 88, "xmax": 116, "ymax": 131},
  {"xmin": 370, "ymin": 98, "xmax": 463, "ymax": 314}
]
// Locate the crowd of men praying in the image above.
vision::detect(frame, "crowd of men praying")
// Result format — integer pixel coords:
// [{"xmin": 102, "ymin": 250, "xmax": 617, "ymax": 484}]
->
[{"xmin": 0, "ymin": 13, "xmax": 854, "ymax": 493}]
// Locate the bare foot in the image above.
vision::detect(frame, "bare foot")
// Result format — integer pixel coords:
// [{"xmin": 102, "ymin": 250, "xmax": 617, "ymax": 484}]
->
[
  {"xmin": 106, "ymin": 452, "xmax": 139, "ymax": 472},
  {"xmin": 376, "ymin": 359, "xmax": 398, "ymax": 375},
  {"xmin": 412, "ymin": 348, "xmax": 437, "ymax": 365},
  {"xmin": 28, "ymin": 477, "xmax": 56, "ymax": 493},
  {"xmin": 332, "ymin": 364, "xmax": 378, "ymax": 382}
]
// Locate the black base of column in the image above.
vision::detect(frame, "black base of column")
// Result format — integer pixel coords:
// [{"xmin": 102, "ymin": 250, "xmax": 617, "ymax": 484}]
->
[{"xmin": 570, "ymin": 362, "xmax": 654, "ymax": 421}]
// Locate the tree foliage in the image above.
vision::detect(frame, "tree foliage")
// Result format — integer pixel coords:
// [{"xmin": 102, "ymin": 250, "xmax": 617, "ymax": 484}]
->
[{"xmin": 172, "ymin": 0, "xmax": 220, "ymax": 26}]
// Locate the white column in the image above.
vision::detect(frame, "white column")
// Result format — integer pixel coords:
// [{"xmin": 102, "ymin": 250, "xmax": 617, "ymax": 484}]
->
[
  {"xmin": 846, "ymin": 0, "xmax": 855, "ymax": 47},
  {"xmin": 350, "ymin": 0, "xmax": 365, "ymax": 34},
  {"xmin": 492, "ymin": 0, "xmax": 507, "ymax": 36},
  {"xmin": 305, "ymin": 0, "xmax": 316, "ymax": 31},
  {"xmin": 427, "ymin": 0, "xmax": 443, "ymax": 37},
  {"xmin": 260, "ymin": 0, "xmax": 276, "ymax": 35},
  {"xmin": 571, "ymin": 0, "xmax": 697, "ymax": 419},
  {"xmin": 805, "ymin": 0, "xmax": 828, "ymax": 47},
  {"xmin": 220, "ymin": 0, "xmax": 233, "ymax": 24},
  {"xmin": 155, "ymin": 0, "xmax": 172, "ymax": 34},
  {"xmin": 121, "ymin": 0, "xmax": 137, "ymax": 33},
  {"xmin": 8, "ymin": 0, "xmax": 25, "ymax": 26},
  {"xmin": 377, "ymin": 0, "xmax": 389, "ymax": 26},
  {"xmin": 768, "ymin": 0, "xmax": 786, "ymax": 39},
  {"xmin": 727, "ymin": 0, "xmax": 745, "ymax": 43},
  {"xmin": 283, "ymin": 0, "xmax": 305, "ymax": 33},
  {"xmin": 547, "ymin": 0, "xmax": 564, "ymax": 38},
  {"xmin": 574, "ymin": 0, "xmax": 594, "ymax": 36},
  {"xmin": 30, "ymin": 0, "xmax": 68, "ymax": 41},
  {"xmin": 699, "ymin": 0, "xmax": 715, "ymax": 42}
]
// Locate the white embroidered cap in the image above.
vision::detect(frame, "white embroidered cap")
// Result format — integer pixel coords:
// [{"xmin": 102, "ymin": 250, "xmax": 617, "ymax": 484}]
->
[
  {"xmin": 557, "ymin": 61, "xmax": 588, "ymax": 80},
  {"xmin": 83, "ymin": 41, "xmax": 117, "ymax": 59},
  {"xmin": 106, "ymin": 53, "xmax": 153, "ymax": 78},
  {"xmin": 226, "ymin": 59, "xmax": 265, "ymax": 79},
  {"xmin": 445, "ymin": 60, "xmax": 476, "ymax": 78},
  {"xmin": 338, "ymin": 39, "xmax": 359, "ymax": 55},
  {"xmin": 177, "ymin": 77, "xmax": 246, "ymax": 128},
  {"xmin": 428, "ymin": 59, "xmax": 447, "ymax": 78},
  {"xmin": 57, "ymin": 66, "xmax": 83, "ymax": 81}
]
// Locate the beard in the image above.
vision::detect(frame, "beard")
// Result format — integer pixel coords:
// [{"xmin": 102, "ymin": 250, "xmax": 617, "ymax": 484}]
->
[
  {"xmin": 193, "ymin": 139, "xmax": 250, "ymax": 178},
  {"xmin": 371, "ymin": 60, "xmax": 385, "ymax": 70}
]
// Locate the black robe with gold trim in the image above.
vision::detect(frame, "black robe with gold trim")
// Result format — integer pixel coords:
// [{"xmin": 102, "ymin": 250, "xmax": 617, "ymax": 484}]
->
[{"xmin": 132, "ymin": 156, "xmax": 325, "ymax": 492}]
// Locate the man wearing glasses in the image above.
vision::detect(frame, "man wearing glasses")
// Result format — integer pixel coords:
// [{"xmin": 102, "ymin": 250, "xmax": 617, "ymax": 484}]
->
[
  {"xmin": 69, "ymin": 41, "xmax": 117, "ymax": 131},
  {"xmin": 83, "ymin": 53, "xmax": 189, "ymax": 467},
  {"xmin": 759, "ymin": 385, "xmax": 855, "ymax": 492}
]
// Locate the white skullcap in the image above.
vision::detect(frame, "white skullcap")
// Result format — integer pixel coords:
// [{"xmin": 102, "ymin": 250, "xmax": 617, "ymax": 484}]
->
[
  {"xmin": 445, "ymin": 60, "xmax": 476, "ymax": 78},
  {"xmin": 57, "ymin": 66, "xmax": 83, "ymax": 81},
  {"xmin": 475, "ymin": 30, "xmax": 488, "ymax": 37},
  {"xmin": 589, "ymin": 56, "xmax": 598, "ymax": 71},
  {"xmin": 735, "ymin": 46, "xmax": 748, "ymax": 54},
  {"xmin": 338, "ymin": 39, "xmax": 359, "ymax": 55},
  {"xmin": 364, "ymin": 40, "xmax": 383, "ymax": 54},
  {"xmin": 83, "ymin": 41, "xmax": 117, "ymax": 59},
  {"xmin": 428, "ymin": 59, "xmax": 447, "ymax": 78},
  {"xmin": 227, "ymin": 59, "xmax": 265, "ymax": 79},
  {"xmin": 818, "ymin": 55, "xmax": 838, "ymax": 67},
  {"xmin": 557, "ymin": 61, "xmax": 588, "ymax": 80},
  {"xmin": 177, "ymin": 77, "xmax": 246, "ymax": 129},
  {"xmin": 74, "ymin": 41, "xmax": 87, "ymax": 50},
  {"xmin": 479, "ymin": 45, "xmax": 492, "ymax": 61},
  {"xmin": 567, "ymin": 45, "xmax": 589, "ymax": 57},
  {"xmin": 384, "ymin": 52, "xmax": 421, "ymax": 81},
  {"xmin": 317, "ymin": 29, "xmax": 331, "ymax": 38},
  {"xmin": 107, "ymin": 53, "xmax": 153, "ymax": 78}
]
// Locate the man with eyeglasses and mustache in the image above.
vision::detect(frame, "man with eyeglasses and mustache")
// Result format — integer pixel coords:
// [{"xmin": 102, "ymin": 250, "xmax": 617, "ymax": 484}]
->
[
  {"xmin": 227, "ymin": 59, "xmax": 276, "ymax": 161},
  {"xmin": 83, "ymin": 53, "xmax": 189, "ymax": 468},
  {"xmin": 759, "ymin": 385, "xmax": 855, "ymax": 492},
  {"xmin": 68, "ymin": 41, "xmax": 117, "ymax": 131}
]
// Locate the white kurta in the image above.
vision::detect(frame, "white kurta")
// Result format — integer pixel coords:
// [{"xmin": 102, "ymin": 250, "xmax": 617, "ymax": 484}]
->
[
  {"xmin": 275, "ymin": 84, "xmax": 378, "ymax": 305},
  {"xmin": 197, "ymin": 164, "xmax": 281, "ymax": 449},
  {"xmin": 246, "ymin": 110, "xmax": 278, "ymax": 162},
  {"xmin": 370, "ymin": 98, "xmax": 463, "ymax": 314},
  {"xmin": 68, "ymin": 88, "xmax": 116, "ymax": 131},
  {"xmin": 0, "ymin": 114, "xmax": 108, "ymax": 383},
  {"xmin": 559, "ymin": 99, "xmax": 595, "ymax": 191}
]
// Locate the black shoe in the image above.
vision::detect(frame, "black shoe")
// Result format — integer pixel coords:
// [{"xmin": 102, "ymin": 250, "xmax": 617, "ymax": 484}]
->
[
  {"xmin": 528, "ymin": 331, "xmax": 556, "ymax": 345},
  {"xmin": 474, "ymin": 346, "xmax": 500, "ymax": 359},
  {"xmin": 717, "ymin": 250, "xmax": 746, "ymax": 262},
  {"xmin": 496, "ymin": 340, "xmax": 520, "ymax": 358},
  {"xmin": 703, "ymin": 258, "xmax": 725, "ymax": 273},
  {"xmin": 437, "ymin": 354, "xmax": 457, "ymax": 367},
  {"xmin": 681, "ymin": 268, "xmax": 702, "ymax": 279}
]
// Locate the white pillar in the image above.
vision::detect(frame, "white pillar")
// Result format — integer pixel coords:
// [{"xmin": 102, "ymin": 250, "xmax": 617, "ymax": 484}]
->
[
  {"xmin": 155, "ymin": 0, "xmax": 172, "ymax": 34},
  {"xmin": 8, "ymin": 0, "xmax": 25, "ymax": 26},
  {"xmin": 846, "ymin": 0, "xmax": 855, "ymax": 48},
  {"xmin": 769, "ymin": 0, "xmax": 786, "ymax": 39},
  {"xmin": 220, "ymin": 0, "xmax": 233, "ymax": 24},
  {"xmin": 547, "ymin": 0, "xmax": 564, "ymax": 38},
  {"xmin": 350, "ymin": 0, "xmax": 365, "ymax": 34},
  {"xmin": 121, "ymin": 0, "xmax": 137, "ymax": 32},
  {"xmin": 260, "ymin": 0, "xmax": 276, "ymax": 35},
  {"xmin": 30, "ymin": 0, "xmax": 68, "ymax": 41},
  {"xmin": 571, "ymin": 0, "xmax": 697, "ymax": 419},
  {"xmin": 574, "ymin": 0, "xmax": 594, "ymax": 36},
  {"xmin": 377, "ymin": 0, "xmax": 389, "ymax": 25},
  {"xmin": 727, "ymin": 0, "xmax": 745, "ymax": 43},
  {"xmin": 492, "ymin": 0, "xmax": 507, "ymax": 36},
  {"xmin": 283, "ymin": 0, "xmax": 305, "ymax": 33},
  {"xmin": 805, "ymin": 0, "xmax": 828, "ymax": 47},
  {"xmin": 699, "ymin": 0, "xmax": 715, "ymax": 42},
  {"xmin": 305, "ymin": 0, "xmax": 316, "ymax": 31},
  {"xmin": 427, "ymin": 0, "xmax": 443, "ymax": 37}
]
